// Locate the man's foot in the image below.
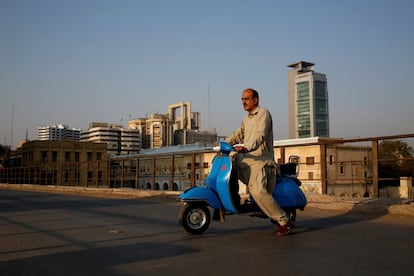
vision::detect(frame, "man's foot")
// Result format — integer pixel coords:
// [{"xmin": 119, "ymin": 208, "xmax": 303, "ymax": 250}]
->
[{"xmin": 276, "ymin": 221, "xmax": 292, "ymax": 236}]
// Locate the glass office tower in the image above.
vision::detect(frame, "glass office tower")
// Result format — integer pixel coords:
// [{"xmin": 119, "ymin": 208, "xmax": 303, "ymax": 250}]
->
[{"xmin": 287, "ymin": 61, "xmax": 329, "ymax": 139}]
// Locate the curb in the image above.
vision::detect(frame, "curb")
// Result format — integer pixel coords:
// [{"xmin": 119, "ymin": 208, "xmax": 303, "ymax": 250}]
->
[
  {"xmin": 0, "ymin": 183, "xmax": 180, "ymax": 199},
  {"xmin": 306, "ymin": 194, "xmax": 414, "ymax": 217}
]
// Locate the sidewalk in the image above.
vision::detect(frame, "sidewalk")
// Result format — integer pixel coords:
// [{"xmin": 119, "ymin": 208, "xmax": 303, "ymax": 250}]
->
[
  {"xmin": 1, "ymin": 183, "xmax": 413, "ymax": 217},
  {"xmin": 306, "ymin": 194, "xmax": 414, "ymax": 217}
]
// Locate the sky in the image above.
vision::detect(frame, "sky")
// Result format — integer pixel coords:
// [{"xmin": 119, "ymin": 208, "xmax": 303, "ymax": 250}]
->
[{"xmin": 1, "ymin": 0, "xmax": 413, "ymax": 149}]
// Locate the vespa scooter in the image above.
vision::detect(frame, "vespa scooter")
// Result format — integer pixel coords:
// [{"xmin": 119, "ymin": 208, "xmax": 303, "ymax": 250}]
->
[{"xmin": 178, "ymin": 141, "xmax": 307, "ymax": 235}]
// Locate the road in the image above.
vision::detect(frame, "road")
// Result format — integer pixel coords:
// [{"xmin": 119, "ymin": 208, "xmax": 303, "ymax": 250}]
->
[{"xmin": 0, "ymin": 189, "xmax": 413, "ymax": 276}]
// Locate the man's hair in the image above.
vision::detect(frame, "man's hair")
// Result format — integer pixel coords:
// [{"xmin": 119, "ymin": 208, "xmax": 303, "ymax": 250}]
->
[{"xmin": 245, "ymin": 88, "xmax": 259, "ymax": 99}]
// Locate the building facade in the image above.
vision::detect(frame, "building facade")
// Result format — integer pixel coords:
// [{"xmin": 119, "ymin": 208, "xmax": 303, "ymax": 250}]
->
[
  {"xmin": 38, "ymin": 124, "xmax": 81, "ymax": 141},
  {"xmin": 110, "ymin": 143, "xmax": 215, "ymax": 191},
  {"xmin": 8, "ymin": 140, "xmax": 108, "ymax": 186},
  {"xmin": 128, "ymin": 101, "xmax": 216, "ymax": 148},
  {"xmin": 287, "ymin": 61, "xmax": 329, "ymax": 139},
  {"xmin": 128, "ymin": 114, "xmax": 170, "ymax": 149},
  {"xmin": 274, "ymin": 137, "xmax": 372, "ymax": 196},
  {"xmin": 3, "ymin": 136, "xmax": 378, "ymax": 197},
  {"xmin": 81, "ymin": 122, "xmax": 141, "ymax": 156}
]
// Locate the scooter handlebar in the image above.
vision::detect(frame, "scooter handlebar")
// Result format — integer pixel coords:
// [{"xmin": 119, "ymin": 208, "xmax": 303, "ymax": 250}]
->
[{"xmin": 217, "ymin": 141, "xmax": 236, "ymax": 155}]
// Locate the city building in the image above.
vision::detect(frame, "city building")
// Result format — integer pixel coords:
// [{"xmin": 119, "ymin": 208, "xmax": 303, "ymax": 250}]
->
[
  {"xmin": 287, "ymin": 61, "xmax": 329, "ymax": 139},
  {"xmin": 109, "ymin": 137, "xmax": 374, "ymax": 196},
  {"xmin": 168, "ymin": 101, "xmax": 200, "ymax": 132},
  {"xmin": 274, "ymin": 137, "xmax": 372, "ymax": 196},
  {"xmin": 174, "ymin": 129, "xmax": 217, "ymax": 145},
  {"xmin": 6, "ymin": 135, "xmax": 410, "ymax": 198},
  {"xmin": 81, "ymin": 122, "xmax": 141, "ymax": 156},
  {"xmin": 7, "ymin": 140, "xmax": 108, "ymax": 186},
  {"xmin": 120, "ymin": 128, "xmax": 141, "ymax": 155},
  {"xmin": 128, "ymin": 101, "xmax": 216, "ymax": 148},
  {"xmin": 38, "ymin": 124, "xmax": 81, "ymax": 141},
  {"xmin": 128, "ymin": 114, "xmax": 169, "ymax": 149},
  {"xmin": 110, "ymin": 142, "xmax": 215, "ymax": 191}
]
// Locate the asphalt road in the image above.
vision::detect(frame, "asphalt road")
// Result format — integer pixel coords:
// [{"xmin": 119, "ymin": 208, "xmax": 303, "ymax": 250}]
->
[{"xmin": 1, "ymin": 189, "xmax": 413, "ymax": 276}]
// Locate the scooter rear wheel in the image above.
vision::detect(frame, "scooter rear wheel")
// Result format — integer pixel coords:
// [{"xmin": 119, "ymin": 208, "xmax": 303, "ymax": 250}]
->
[{"xmin": 178, "ymin": 203, "xmax": 211, "ymax": 235}]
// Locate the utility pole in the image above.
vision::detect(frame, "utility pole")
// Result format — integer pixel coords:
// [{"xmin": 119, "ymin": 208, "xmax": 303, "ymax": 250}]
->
[{"xmin": 11, "ymin": 104, "xmax": 14, "ymax": 149}]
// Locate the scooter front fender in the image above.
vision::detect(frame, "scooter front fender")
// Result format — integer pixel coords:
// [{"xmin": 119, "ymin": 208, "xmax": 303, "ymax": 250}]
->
[{"xmin": 179, "ymin": 186, "xmax": 222, "ymax": 209}]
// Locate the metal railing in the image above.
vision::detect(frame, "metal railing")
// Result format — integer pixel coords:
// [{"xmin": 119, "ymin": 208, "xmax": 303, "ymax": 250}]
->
[{"xmin": 1, "ymin": 134, "xmax": 413, "ymax": 196}]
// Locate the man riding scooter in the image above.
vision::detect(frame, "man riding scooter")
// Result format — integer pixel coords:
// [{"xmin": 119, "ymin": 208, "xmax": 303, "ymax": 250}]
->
[{"xmin": 226, "ymin": 88, "xmax": 292, "ymax": 236}]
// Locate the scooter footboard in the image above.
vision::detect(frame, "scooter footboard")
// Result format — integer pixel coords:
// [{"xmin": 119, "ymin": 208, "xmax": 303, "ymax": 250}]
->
[
  {"xmin": 274, "ymin": 176, "xmax": 307, "ymax": 209},
  {"xmin": 180, "ymin": 186, "xmax": 223, "ymax": 209}
]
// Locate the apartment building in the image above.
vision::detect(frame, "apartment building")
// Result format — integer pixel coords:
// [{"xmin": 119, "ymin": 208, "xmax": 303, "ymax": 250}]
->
[
  {"xmin": 38, "ymin": 124, "xmax": 81, "ymax": 141},
  {"xmin": 81, "ymin": 122, "xmax": 141, "ymax": 156}
]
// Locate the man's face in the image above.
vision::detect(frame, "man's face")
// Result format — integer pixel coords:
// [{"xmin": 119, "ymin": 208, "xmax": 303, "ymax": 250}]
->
[{"xmin": 241, "ymin": 90, "xmax": 258, "ymax": 112}]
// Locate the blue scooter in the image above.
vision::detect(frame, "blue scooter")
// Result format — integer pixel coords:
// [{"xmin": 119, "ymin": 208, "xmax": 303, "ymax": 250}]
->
[{"xmin": 178, "ymin": 141, "xmax": 307, "ymax": 235}]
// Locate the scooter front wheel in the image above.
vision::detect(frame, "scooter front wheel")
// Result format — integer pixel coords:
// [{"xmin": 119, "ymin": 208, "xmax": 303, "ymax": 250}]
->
[{"xmin": 178, "ymin": 203, "xmax": 211, "ymax": 235}]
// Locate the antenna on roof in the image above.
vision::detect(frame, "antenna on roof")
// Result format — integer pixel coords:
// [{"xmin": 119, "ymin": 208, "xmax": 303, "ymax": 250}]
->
[
  {"xmin": 208, "ymin": 83, "xmax": 210, "ymax": 130},
  {"xmin": 11, "ymin": 104, "xmax": 14, "ymax": 149}
]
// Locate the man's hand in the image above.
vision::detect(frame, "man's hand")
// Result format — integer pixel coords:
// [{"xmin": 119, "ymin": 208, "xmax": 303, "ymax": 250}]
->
[{"xmin": 234, "ymin": 145, "xmax": 248, "ymax": 153}]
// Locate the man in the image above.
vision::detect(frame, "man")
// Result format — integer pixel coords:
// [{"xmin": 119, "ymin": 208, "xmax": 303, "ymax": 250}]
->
[{"xmin": 226, "ymin": 88, "xmax": 291, "ymax": 236}]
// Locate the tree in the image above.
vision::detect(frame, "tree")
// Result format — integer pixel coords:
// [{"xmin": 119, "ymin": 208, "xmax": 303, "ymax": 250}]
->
[{"xmin": 378, "ymin": 140, "xmax": 414, "ymax": 186}]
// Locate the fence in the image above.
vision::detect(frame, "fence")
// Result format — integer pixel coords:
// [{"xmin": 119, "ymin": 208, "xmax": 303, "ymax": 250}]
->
[
  {"xmin": 1, "ymin": 134, "xmax": 414, "ymax": 197},
  {"xmin": 0, "ymin": 152, "xmax": 210, "ymax": 192}
]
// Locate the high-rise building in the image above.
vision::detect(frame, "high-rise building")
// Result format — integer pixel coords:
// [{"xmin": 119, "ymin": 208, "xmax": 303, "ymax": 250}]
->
[
  {"xmin": 81, "ymin": 122, "xmax": 141, "ymax": 155},
  {"xmin": 287, "ymin": 61, "xmax": 329, "ymax": 139},
  {"xmin": 38, "ymin": 124, "xmax": 81, "ymax": 141},
  {"xmin": 128, "ymin": 114, "xmax": 169, "ymax": 149},
  {"xmin": 128, "ymin": 102, "xmax": 213, "ymax": 148},
  {"xmin": 120, "ymin": 128, "xmax": 141, "ymax": 155}
]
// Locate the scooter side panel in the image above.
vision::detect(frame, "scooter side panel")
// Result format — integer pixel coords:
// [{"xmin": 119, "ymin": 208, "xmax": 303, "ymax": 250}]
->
[
  {"xmin": 203, "ymin": 155, "xmax": 223, "ymax": 190},
  {"xmin": 273, "ymin": 176, "xmax": 307, "ymax": 209},
  {"xmin": 179, "ymin": 186, "xmax": 222, "ymax": 209},
  {"xmin": 216, "ymin": 157, "xmax": 238, "ymax": 214}
]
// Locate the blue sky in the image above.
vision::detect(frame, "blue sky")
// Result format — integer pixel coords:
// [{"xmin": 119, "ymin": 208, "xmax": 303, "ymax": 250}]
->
[{"xmin": 1, "ymin": 0, "xmax": 413, "ymax": 148}]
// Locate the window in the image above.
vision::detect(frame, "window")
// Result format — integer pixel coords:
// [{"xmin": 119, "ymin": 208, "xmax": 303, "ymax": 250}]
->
[
  {"xmin": 297, "ymin": 82, "xmax": 311, "ymax": 138},
  {"xmin": 87, "ymin": 152, "xmax": 93, "ymax": 161},
  {"xmin": 97, "ymin": 152, "xmax": 102, "ymax": 161},
  {"xmin": 339, "ymin": 164, "xmax": 345, "ymax": 175},
  {"xmin": 329, "ymin": 155, "xmax": 333, "ymax": 165},
  {"xmin": 308, "ymin": 172, "xmax": 314, "ymax": 180},
  {"xmin": 75, "ymin": 152, "xmax": 80, "ymax": 162},
  {"xmin": 87, "ymin": 171, "xmax": 93, "ymax": 183},
  {"xmin": 98, "ymin": 171, "xmax": 103, "ymax": 185},
  {"xmin": 52, "ymin": 151, "xmax": 58, "ymax": 162},
  {"xmin": 306, "ymin": 157, "xmax": 315, "ymax": 165},
  {"xmin": 65, "ymin": 152, "xmax": 71, "ymax": 162},
  {"xmin": 41, "ymin": 151, "xmax": 48, "ymax": 162}
]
